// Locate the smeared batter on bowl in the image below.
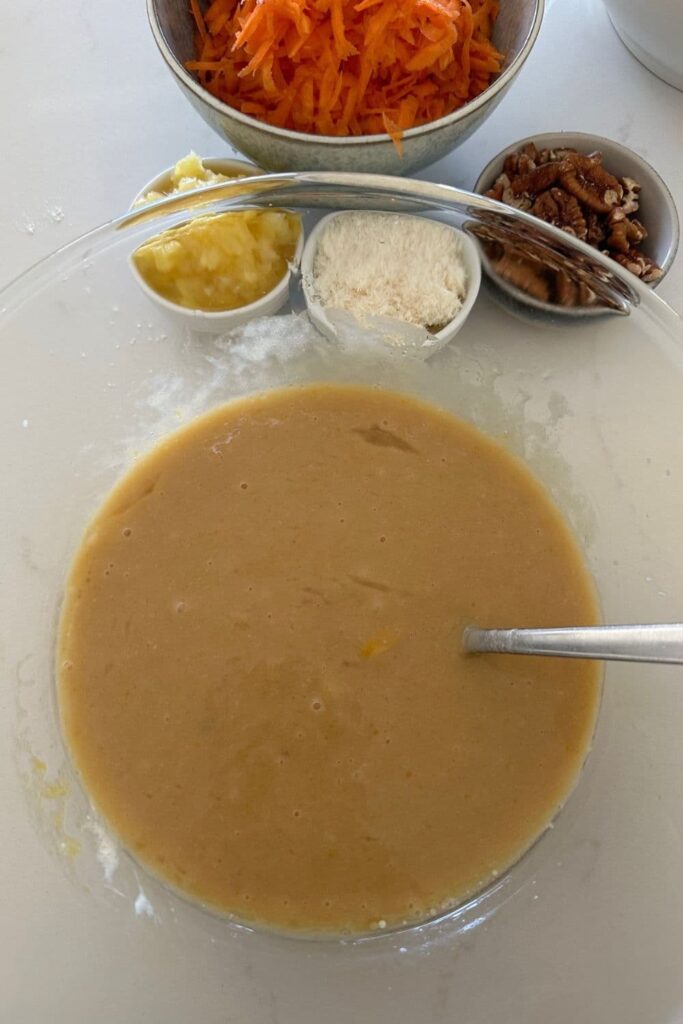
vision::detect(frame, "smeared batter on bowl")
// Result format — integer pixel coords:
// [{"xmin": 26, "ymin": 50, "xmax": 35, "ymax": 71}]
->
[{"xmin": 57, "ymin": 384, "xmax": 600, "ymax": 935}]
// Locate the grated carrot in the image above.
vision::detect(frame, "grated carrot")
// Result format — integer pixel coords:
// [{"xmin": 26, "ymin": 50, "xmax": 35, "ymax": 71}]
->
[
  {"xmin": 186, "ymin": 0, "xmax": 503, "ymax": 148},
  {"xmin": 190, "ymin": 0, "xmax": 210, "ymax": 45}
]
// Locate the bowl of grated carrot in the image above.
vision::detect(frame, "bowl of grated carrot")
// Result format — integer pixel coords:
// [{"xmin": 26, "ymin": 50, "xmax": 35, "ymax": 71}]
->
[{"xmin": 148, "ymin": 0, "xmax": 544, "ymax": 175}]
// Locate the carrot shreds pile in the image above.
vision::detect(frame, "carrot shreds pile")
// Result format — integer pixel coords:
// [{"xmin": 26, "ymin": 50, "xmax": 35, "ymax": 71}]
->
[{"xmin": 186, "ymin": 0, "xmax": 503, "ymax": 148}]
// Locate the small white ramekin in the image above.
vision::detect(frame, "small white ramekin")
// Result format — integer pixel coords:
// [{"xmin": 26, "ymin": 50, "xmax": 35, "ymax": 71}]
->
[
  {"xmin": 131, "ymin": 156, "xmax": 261, "ymax": 207},
  {"xmin": 129, "ymin": 157, "xmax": 303, "ymax": 334},
  {"xmin": 300, "ymin": 211, "xmax": 481, "ymax": 355}
]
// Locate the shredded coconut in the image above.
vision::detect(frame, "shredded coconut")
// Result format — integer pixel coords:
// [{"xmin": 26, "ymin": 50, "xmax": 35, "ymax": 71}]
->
[{"xmin": 309, "ymin": 213, "xmax": 468, "ymax": 330}]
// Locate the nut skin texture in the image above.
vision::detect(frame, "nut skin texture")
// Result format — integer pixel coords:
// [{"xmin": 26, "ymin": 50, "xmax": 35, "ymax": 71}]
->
[
  {"xmin": 627, "ymin": 219, "xmax": 647, "ymax": 245},
  {"xmin": 607, "ymin": 220, "xmax": 630, "ymax": 254},
  {"xmin": 510, "ymin": 162, "xmax": 564, "ymax": 196},
  {"xmin": 612, "ymin": 249, "xmax": 663, "ymax": 283},
  {"xmin": 532, "ymin": 188, "xmax": 587, "ymax": 240},
  {"xmin": 586, "ymin": 211, "xmax": 606, "ymax": 247},
  {"xmin": 555, "ymin": 269, "xmax": 578, "ymax": 307},
  {"xmin": 557, "ymin": 153, "xmax": 624, "ymax": 213},
  {"xmin": 492, "ymin": 253, "xmax": 551, "ymax": 303}
]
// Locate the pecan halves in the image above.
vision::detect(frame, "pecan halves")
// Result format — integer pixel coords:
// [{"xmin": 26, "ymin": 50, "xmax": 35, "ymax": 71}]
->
[
  {"xmin": 501, "ymin": 186, "xmax": 533, "ymax": 211},
  {"xmin": 578, "ymin": 282, "xmax": 597, "ymax": 306},
  {"xmin": 492, "ymin": 253, "xmax": 551, "ymax": 303},
  {"xmin": 510, "ymin": 161, "xmax": 565, "ymax": 196},
  {"xmin": 480, "ymin": 142, "xmax": 664, "ymax": 305},
  {"xmin": 537, "ymin": 147, "xmax": 576, "ymax": 166},
  {"xmin": 559, "ymin": 154, "xmax": 623, "ymax": 214},
  {"xmin": 620, "ymin": 177, "xmax": 641, "ymax": 215},
  {"xmin": 606, "ymin": 207, "xmax": 647, "ymax": 250},
  {"xmin": 532, "ymin": 187, "xmax": 587, "ymax": 240},
  {"xmin": 504, "ymin": 142, "xmax": 540, "ymax": 176},
  {"xmin": 555, "ymin": 269, "xmax": 578, "ymax": 307},
  {"xmin": 485, "ymin": 180, "xmax": 505, "ymax": 201},
  {"xmin": 612, "ymin": 249, "xmax": 664, "ymax": 282},
  {"xmin": 606, "ymin": 219, "xmax": 630, "ymax": 254},
  {"xmin": 586, "ymin": 211, "xmax": 606, "ymax": 247},
  {"xmin": 627, "ymin": 218, "xmax": 647, "ymax": 244},
  {"xmin": 503, "ymin": 151, "xmax": 537, "ymax": 178}
]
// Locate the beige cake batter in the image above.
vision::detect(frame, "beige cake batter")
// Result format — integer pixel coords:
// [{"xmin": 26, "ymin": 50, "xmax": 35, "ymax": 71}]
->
[{"xmin": 58, "ymin": 384, "xmax": 600, "ymax": 934}]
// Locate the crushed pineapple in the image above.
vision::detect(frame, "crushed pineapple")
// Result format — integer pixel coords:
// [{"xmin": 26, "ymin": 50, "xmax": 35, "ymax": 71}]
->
[
  {"xmin": 360, "ymin": 630, "xmax": 399, "ymax": 658},
  {"xmin": 134, "ymin": 151, "xmax": 252, "ymax": 206},
  {"xmin": 132, "ymin": 153, "xmax": 301, "ymax": 312},
  {"xmin": 133, "ymin": 210, "xmax": 301, "ymax": 312}
]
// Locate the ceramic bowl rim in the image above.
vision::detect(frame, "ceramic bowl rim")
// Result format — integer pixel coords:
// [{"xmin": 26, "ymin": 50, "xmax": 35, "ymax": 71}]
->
[{"xmin": 147, "ymin": 0, "xmax": 545, "ymax": 148}]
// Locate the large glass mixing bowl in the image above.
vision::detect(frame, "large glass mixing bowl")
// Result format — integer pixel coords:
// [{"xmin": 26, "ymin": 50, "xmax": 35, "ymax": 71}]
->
[{"xmin": 3, "ymin": 175, "xmax": 683, "ymax": 1021}]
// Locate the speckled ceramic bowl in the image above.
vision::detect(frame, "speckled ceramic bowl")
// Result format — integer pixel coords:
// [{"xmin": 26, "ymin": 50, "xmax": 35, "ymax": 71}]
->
[{"xmin": 147, "ymin": 0, "xmax": 544, "ymax": 175}]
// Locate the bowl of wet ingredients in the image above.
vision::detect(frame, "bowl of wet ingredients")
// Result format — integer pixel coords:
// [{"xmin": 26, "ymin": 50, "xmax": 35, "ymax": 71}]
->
[
  {"xmin": 6, "ymin": 173, "xmax": 683, "ymax": 970},
  {"xmin": 57, "ymin": 383, "xmax": 600, "ymax": 937}
]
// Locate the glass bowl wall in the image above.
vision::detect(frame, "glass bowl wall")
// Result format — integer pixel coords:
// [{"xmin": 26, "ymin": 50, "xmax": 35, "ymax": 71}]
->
[{"xmin": 3, "ymin": 174, "xmax": 683, "ymax": 1021}]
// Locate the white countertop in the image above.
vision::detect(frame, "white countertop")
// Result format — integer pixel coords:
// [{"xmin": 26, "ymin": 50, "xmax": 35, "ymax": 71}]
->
[{"xmin": 2, "ymin": 1, "xmax": 683, "ymax": 1022}]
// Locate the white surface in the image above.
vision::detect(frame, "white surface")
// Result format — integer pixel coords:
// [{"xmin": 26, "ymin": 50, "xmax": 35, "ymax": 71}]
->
[
  {"xmin": 602, "ymin": 0, "xmax": 683, "ymax": 92},
  {"xmin": 2, "ymin": 2, "xmax": 683, "ymax": 1023}
]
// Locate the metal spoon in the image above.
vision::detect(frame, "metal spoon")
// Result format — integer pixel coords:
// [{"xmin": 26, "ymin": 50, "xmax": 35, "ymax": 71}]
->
[{"xmin": 463, "ymin": 624, "xmax": 683, "ymax": 665}]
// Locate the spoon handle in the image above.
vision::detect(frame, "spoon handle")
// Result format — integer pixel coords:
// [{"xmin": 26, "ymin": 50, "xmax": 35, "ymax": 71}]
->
[{"xmin": 463, "ymin": 624, "xmax": 683, "ymax": 665}]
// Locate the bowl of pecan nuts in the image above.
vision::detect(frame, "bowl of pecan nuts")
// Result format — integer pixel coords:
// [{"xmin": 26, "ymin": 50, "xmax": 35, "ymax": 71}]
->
[{"xmin": 473, "ymin": 131, "xmax": 679, "ymax": 320}]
